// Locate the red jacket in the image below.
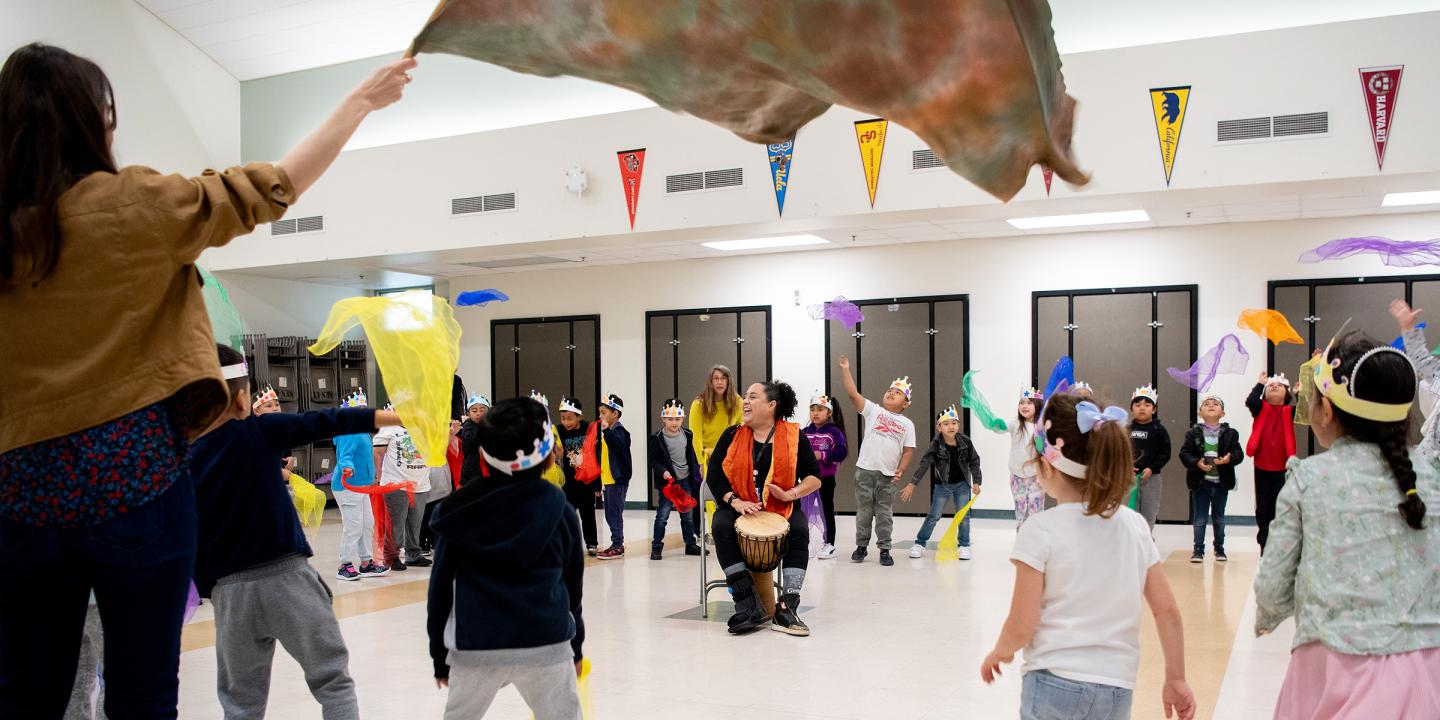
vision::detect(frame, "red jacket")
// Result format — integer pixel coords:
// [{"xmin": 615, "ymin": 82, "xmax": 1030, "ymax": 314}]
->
[{"xmin": 1246, "ymin": 383, "xmax": 1296, "ymax": 472}]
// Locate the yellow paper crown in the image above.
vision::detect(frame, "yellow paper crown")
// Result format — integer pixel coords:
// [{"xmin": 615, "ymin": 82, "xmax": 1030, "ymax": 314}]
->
[
  {"xmin": 1314, "ymin": 324, "xmax": 1414, "ymax": 422},
  {"xmin": 937, "ymin": 404, "xmax": 961, "ymax": 423},
  {"xmin": 889, "ymin": 376, "xmax": 913, "ymax": 399}
]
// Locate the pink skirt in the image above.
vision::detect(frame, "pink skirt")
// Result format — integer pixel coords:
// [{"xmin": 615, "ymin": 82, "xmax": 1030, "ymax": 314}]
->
[{"xmin": 1274, "ymin": 642, "xmax": 1440, "ymax": 719}]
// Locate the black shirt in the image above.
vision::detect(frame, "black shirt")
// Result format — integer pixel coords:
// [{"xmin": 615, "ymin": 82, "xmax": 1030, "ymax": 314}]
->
[
  {"xmin": 558, "ymin": 420, "xmax": 590, "ymax": 483},
  {"xmin": 705, "ymin": 424, "xmax": 822, "ymax": 503},
  {"xmin": 947, "ymin": 442, "xmax": 964, "ymax": 484}
]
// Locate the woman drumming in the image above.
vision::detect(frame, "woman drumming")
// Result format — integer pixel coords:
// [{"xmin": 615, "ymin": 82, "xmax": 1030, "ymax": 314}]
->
[
  {"xmin": 690, "ymin": 364, "xmax": 744, "ymax": 473},
  {"xmin": 0, "ymin": 43, "xmax": 413, "ymax": 716},
  {"xmin": 707, "ymin": 380, "xmax": 822, "ymax": 636}
]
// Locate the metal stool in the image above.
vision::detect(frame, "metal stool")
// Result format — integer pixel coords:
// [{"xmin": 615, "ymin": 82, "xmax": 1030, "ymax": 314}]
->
[{"xmin": 699, "ymin": 484, "xmax": 781, "ymax": 619}]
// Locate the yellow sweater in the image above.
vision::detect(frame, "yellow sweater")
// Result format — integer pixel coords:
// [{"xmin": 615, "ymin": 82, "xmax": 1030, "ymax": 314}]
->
[{"xmin": 689, "ymin": 397, "xmax": 743, "ymax": 473}]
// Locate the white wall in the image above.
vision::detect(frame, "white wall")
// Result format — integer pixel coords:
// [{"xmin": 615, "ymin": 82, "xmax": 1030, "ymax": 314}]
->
[
  {"xmin": 2, "ymin": 0, "xmax": 241, "ymax": 171},
  {"xmin": 447, "ymin": 210, "xmax": 1440, "ymax": 514},
  {"xmin": 206, "ymin": 11, "xmax": 1440, "ymax": 272},
  {"xmin": 215, "ymin": 273, "xmax": 368, "ymax": 338}
]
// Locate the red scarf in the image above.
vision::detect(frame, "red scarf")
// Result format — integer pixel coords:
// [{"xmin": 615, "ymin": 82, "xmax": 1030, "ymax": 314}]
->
[
  {"xmin": 722, "ymin": 421, "xmax": 799, "ymax": 518},
  {"xmin": 575, "ymin": 422, "xmax": 601, "ymax": 484},
  {"xmin": 1247, "ymin": 402, "xmax": 1296, "ymax": 472}
]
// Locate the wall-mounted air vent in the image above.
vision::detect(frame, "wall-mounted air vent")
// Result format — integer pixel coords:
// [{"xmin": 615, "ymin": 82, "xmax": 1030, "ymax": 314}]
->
[
  {"xmin": 665, "ymin": 167, "xmax": 743, "ymax": 193},
  {"xmin": 1217, "ymin": 111, "xmax": 1328, "ymax": 143},
  {"xmin": 270, "ymin": 215, "xmax": 323, "ymax": 236},
  {"xmin": 912, "ymin": 148, "xmax": 945, "ymax": 170},
  {"xmin": 451, "ymin": 193, "xmax": 517, "ymax": 215}
]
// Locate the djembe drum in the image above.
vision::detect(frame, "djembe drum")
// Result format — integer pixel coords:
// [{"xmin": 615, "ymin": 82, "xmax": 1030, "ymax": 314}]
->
[{"xmin": 735, "ymin": 511, "xmax": 790, "ymax": 618}]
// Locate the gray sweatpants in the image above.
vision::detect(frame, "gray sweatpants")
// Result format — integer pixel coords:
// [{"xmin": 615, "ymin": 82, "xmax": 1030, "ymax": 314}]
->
[
  {"xmin": 854, "ymin": 468, "xmax": 898, "ymax": 550},
  {"xmin": 444, "ymin": 660, "xmax": 579, "ymax": 720},
  {"xmin": 212, "ymin": 555, "xmax": 358, "ymax": 720},
  {"xmin": 385, "ymin": 488, "xmax": 429, "ymax": 562},
  {"xmin": 1138, "ymin": 473, "xmax": 1163, "ymax": 531}
]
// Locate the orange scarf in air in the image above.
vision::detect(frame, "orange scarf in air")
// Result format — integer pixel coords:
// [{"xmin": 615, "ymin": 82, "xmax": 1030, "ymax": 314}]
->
[{"xmin": 722, "ymin": 421, "xmax": 799, "ymax": 518}]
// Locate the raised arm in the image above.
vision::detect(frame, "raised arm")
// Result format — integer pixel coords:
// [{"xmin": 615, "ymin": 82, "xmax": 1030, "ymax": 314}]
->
[
  {"xmin": 837, "ymin": 355, "xmax": 866, "ymax": 412},
  {"xmin": 278, "ymin": 57, "xmax": 416, "ymax": 197},
  {"xmin": 1393, "ymin": 300, "xmax": 1440, "ymax": 387}
]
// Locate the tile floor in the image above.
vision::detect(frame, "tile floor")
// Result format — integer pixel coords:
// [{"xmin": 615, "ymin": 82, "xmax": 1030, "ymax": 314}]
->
[{"xmin": 176, "ymin": 510, "xmax": 1295, "ymax": 719}]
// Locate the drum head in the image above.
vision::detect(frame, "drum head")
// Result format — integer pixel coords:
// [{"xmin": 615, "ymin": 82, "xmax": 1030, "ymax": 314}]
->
[{"xmin": 736, "ymin": 510, "xmax": 788, "ymax": 538}]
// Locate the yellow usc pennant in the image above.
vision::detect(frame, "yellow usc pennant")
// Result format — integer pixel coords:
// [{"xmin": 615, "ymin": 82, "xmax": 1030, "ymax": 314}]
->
[
  {"xmin": 854, "ymin": 118, "xmax": 888, "ymax": 207},
  {"xmin": 1149, "ymin": 86, "xmax": 1191, "ymax": 186}
]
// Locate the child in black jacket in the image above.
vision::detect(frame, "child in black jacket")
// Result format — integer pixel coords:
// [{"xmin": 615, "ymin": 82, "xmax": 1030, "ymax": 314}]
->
[
  {"xmin": 594, "ymin": 394, "xmax": 633, "ymax": 559},
  {"xmin": 648, "ymin": 399, "xmax": 703, "ymax": 560},
  {"xmin": 427, "ymin": 397, "xmax": 585, "ymax": 720},
  {"xmin": 1178, "ymin": 394, "xmax": 1244, "ymax": 563},
  {"xmin": 1129, "ymin": 385, "xmax": 1171, "ymax": 532}
]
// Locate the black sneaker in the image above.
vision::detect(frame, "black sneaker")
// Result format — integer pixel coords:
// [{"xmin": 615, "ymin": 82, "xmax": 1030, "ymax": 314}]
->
[
  {"xmin": 650, "ymin": 547, "xmax": 663, "ymax": 561},
  {"xmin": 879, "ymin": 550, "xmax": 894, "ymax": 566},
  {"xmin": 851, "ymin": 547, "xmax": 867, "ymax": 563},
  {"xmin": 1191, "ymin": 552, "xmax": 1203, "ymax": 563},
  {"xmin": 358, "ymin": 560, "xmax": 389, "ymax": 577},
  {"xmin": 685, "ymin": 544, "xmax": 702, "ymax": 556},
  {"xmin": 587, "ymin": 546, "xmax": 599, "ymax": 557},
  {"xmin": 771, "ymin": 593, "xmax": 810, "ymax": 637},
  {"xmin": 1216, "ymin": 550, "xmax": 1228, "ymax": 562},
  {"xmin": 405, "ymin": 555, "xmax": 432, "ymax": 567},
  {"xmin": 390, "ymin": 559, "xmax": 408, "ymax": 571},
  {"xmin": 725, "ymin": 573, "xmax": 768, "ymax": 635},
  {"xmin": 336, "ymin": 563, "xmax": 360, "ymax": 581}
]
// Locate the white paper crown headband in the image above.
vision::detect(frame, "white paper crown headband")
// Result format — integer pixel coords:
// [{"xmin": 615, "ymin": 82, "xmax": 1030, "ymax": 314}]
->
[
  {"xmin": 481, "ymin": 420, "xmax": 557, "ymax": 475},
  {"xmin": 1314, "ymin": 320, "xmax": 1416, "ymax": 422}
]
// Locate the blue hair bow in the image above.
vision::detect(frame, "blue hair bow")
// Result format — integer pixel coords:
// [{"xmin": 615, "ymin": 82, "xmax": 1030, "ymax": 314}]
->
[{"xmin": 1076, "ymin": 402, "xmax": 1129, "ymax": 433}]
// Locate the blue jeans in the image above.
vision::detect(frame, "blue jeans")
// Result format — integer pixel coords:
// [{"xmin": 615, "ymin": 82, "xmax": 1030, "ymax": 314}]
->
[
  {"xmin": 914, "ymin": 483, "xmax": 971, "ymax": 548},
  {"xmin": 652, "ymin": 476, "xmax": 700, "ymax": 548},
  {"xmin": 1190, "ymin": 482, "xmax": 1228, "ymax": 554},
  {"xmin": 602, "ymin": 483, "xmax": 628, "ymax": 548},
  {"xmin": 1022, "ymin": 670, "xmax": 1133, "ymax": 720},
  {"xmin": 0, "ymin": 473, "xmax": 197, "ymax": 719}
]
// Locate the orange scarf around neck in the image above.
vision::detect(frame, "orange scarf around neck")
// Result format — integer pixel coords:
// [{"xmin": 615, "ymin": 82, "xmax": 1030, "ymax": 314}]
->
[{"xmin": 722, "ymin": 421, "xmax": 799, "ymax": 518}]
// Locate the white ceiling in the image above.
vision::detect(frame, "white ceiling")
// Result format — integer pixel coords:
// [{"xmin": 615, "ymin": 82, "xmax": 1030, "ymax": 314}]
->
[{"xmin": 136, "ymin": 0, "xmax": 1440, "ymax": 82}]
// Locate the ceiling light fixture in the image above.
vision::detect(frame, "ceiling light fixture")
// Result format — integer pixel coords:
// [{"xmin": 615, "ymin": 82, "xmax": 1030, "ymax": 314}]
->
[
  {"xmin": 701, "ymin": 234, "xmax": 829, "ymax": 251},
  {"xmin": 1381, "ymin": 191, "xmax": 1440, "ymax": 208},
  {"xmin": 1006, "ymin": 209, "xmax": 1150, "ymax": 230}
]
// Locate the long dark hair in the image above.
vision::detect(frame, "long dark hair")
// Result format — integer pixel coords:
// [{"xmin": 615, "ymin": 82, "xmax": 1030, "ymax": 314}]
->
[
  {"xmin": 1, "ymin": 43, "xmax": 118, "ymax": 286},
  {"xmin": 1321, "ymin": 330, "xmax": 1426, "ymax": 529}
]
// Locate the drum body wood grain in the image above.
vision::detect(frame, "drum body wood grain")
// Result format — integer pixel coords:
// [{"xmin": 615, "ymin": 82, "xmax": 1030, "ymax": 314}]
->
[{"xmin": 735, "ymin": 511, "xmax": 789, "ymax": 573}]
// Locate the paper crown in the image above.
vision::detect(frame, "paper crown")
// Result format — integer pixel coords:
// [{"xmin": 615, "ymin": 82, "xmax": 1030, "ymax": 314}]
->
[
  {"xmin": 481, "ymin": 420, "xmax": 557, "ymax": 475},
  {"xmin": 937, "ymin": 404, "xmax": 961, "ymax": 423},
  {"xmin": 1022, "ymin": 387, "xmax": 1044, "ymax": 400},
  {"xmin": 1200, "ymin": 393, "xmax": 1225, "ymax": 410},
  {"xmin": 467, "ymin": 393, "xmax": 491, "ymax": 409},
  {"xmin": 1314, "ymin": 324, "xmax": 1415, "ymax": 422},
  {"xmin": 889, "ymin": 376, "xmax": 913, "ymax": 399},
  {"xmin": 559, "ymin": 396, "xmax": 582, "ymax": 415},
  {"xmin": 342, "ymin": 389, "xmax": 368, "ymax": 408},
  {"xmin": 1132, "ymin": 385, "xmax": 1159, "ymax": 404},
  {"xmin": 1072, "ymin": 381, "xmax": 1093, "ymax": 393},
  {"xmin": 809, "ymin": 393, "xmax": 833, "ymax": 411},
  {"xmin": 1265, "ymin": 373, "xmax": 1292, "ymax": 389},
  {"xmin": 660, "ymin": 399, "xmax": 686, "ymax": 418},
  {"xmin": 601, "ymin": 394, "xmax": 625, "ymax": 413},
  {"xmin": 251, "ymin": 385, "xmax": 278, "ymax": 409},
  {"xmin": 528, "ymin": 390, "xmax": 549, "ymax": 408}
]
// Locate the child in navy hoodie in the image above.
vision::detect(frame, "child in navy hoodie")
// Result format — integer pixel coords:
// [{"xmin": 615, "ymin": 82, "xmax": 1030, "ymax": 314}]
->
[
  {"xmin": 428, "ymin": 397, "xmax": 585, "ymax": 720},
  {"xmin": 189, "ymin": 344, "xmax": 403, "ymax": 719},
  {"xmin": 593, "ymin": 394, "xmax": 633, "ymax": 559}
]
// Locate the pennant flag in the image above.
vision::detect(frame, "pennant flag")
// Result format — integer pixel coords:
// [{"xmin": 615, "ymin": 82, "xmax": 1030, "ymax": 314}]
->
[
  {"xmin": 767, "ymin": 139, "xmax": 795, "ymax": 216},
  {"xmin": 1043, "ymin": 166, "xmax": 1054, "ymax": 196},
  {"xmin": 1359, "ymin": 65, "xmax": 1403, "ymax": 171},
  {"xmin": 616, "ymin": 148, "xmax": 646, "ymax": 229},
  {"xmin": 1237, "ymin": 309, "xmax": 1304, "ymax": 345},
  {"xmin": 854, "ymin": 119, "xmax": 888, "ymax": 207},
  {"xmin": 1149, "ymin": 86, "xmax": 1192, "ymax": 186},
  {"xmin": 1166, "ymin": 333, "xmax": 1249, "ymax": 392}
]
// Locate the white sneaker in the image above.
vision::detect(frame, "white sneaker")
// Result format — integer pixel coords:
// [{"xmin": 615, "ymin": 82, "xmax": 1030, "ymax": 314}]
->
[
  {"xmin": 817, "ymin": 543, "xmax": 836, "ymax": 559},
  {"xmin": 959, "ymin": 547, "xmax": 972, "ymax": 561},
  {"xmin": 909, "ymin": 544, "xmax": 924, "ymax": 559}
]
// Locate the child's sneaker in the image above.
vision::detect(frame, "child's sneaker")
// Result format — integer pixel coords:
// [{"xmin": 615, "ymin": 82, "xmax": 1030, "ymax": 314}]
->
[
  {"xmin": 1190, "ymin": 552, "xmax": 1204, "ymax": 563},
  {"xmin": 405, "ymin": 555, "xmax": 432, "ymax": 567},
  {"xmin": 336, "ymin": 563, "xmax": 360, "ymax": 581},
  {"xmin": 879, "ymin": 550, "xmax": 894, "ymax": 566},
  {"xmin": 390, "ymin": 558, "xmax": 408, "ymax": 571},
  {"xmin": 650, "ymin": 547, "xmax": 663, "ymax": 561},
  {"xmin": 817, "ymin": 543, "xmax": 836, "ymax": 559},
  {"xmin": 959, "ymin": 547, "xmax": 973, "ymax": 561},
  {"xmin": 597, "ymin": 545, "xmax": 625, "ymax": 560},
  {"xmin": 685, "ymin": 544, "xmax": 702, "ymax": 556},
  {"xmin": 909, "ymin": 545, "xmax": 924, "ymax": 559},
  {"xmin": 1216, "ymin": 549, "xmax": 1228, "ymax": 562},
  {"xmin": 587, "ymin": 545, "xmax": 599, "ymax": 557},
  {"xmin": 358, "ymin": 560, "xmax": 389, "ymax": 577},
  {"xmin": 850, "ymin": 547, "xmax": 867, "ymax": 563}
]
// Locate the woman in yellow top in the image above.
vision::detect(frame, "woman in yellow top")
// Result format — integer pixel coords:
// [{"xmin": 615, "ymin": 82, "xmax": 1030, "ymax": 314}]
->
[
  {"xmin": 689, "ymin": 364, "xmax": 744, "ymax": 474},
  {"xmin": 0, "ymin": 43, "xmax": 414, "ymax": 716}
]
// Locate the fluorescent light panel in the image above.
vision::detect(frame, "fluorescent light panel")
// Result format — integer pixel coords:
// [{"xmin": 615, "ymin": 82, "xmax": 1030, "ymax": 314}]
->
[
  {"xmin": 1381, "ymin": 191, "xmax": 1440, "ymax": 208},
  {"xmin": 702, "ymin": 234, "xmax": 829, "ymax": 251},
  {"xmin": 1007, "ymin": 209, "xmax": 1150, "ymax": 230}
]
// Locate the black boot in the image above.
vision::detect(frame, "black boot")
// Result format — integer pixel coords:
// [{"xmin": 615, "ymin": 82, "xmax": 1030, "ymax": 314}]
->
[
  {"xmin": 771, "ymin": 593, "xmax": 810, "ymax": 636},
  {"xmin": 725, "ymin": 572, "xmax": 768, "ymax": 635}
]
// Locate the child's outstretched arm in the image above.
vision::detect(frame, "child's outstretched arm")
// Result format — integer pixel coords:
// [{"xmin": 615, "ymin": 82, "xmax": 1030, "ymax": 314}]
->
[
  {"xmin": 1143, "ymin": 564, "xmax": 1197, "ymax": 720},
  {"xmin": 980, "ymin": 561, "xmax": 1043, "ymax": 683},
  {"xmin": 837, "ymin": 355, "xmax": 866, "ymax": 412},
  {"xmin": 1393, "ymin": 300, "xmax": 1440, "ymax": 387}
]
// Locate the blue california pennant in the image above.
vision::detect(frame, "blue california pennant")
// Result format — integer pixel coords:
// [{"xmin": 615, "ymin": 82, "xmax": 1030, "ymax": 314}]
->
[{"xmin": 767, "ymin": 139, "xmax": 795, "ymax": 216}]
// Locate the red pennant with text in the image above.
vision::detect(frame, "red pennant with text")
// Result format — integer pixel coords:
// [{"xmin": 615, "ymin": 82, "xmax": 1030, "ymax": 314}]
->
[
  {"xmin": 617, "ymin": 148, "xmax": 646, "ymax": 229},
  {"xmin": 1042, "ymin": 166, "xmax": 1054, "ymax": 196},
  {"xmin": 1359, "ymin": 66, "xmax": 1402, "ymax": 171}
]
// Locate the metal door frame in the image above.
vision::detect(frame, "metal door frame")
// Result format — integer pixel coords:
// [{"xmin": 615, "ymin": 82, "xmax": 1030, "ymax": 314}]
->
[{"xmin": 488, "ymin": 314, "xmax": 602, "ymax": 407}]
